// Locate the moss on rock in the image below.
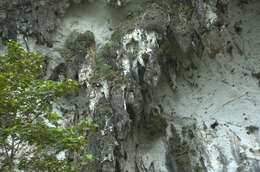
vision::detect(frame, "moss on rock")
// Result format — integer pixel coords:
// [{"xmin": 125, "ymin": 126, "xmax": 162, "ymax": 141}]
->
[
  {"xmin": 194, "ymin": 164, "xmax": 207, "ymax": 172},
  {"xmin": 65, "ymin": 30, "xmax": 95, "ymax": 58},
  {"xmin": 168, "ymin": 126, "xmax": 191, "ymax": 171},
  {"xmin": 90, "ymin": 43, "xmax": 124, "ymax": 88},
  {"xmin": 144, "ymin": 115, "xmax": 167, "ymax": 136}
]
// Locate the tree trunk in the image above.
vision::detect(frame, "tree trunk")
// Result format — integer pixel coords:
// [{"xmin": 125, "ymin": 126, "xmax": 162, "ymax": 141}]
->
[{"xmin": 9, "ymin": 158, "xmax": 13, "ymax": 172}]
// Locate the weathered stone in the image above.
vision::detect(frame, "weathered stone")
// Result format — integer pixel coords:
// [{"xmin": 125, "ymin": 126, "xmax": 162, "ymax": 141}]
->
[
  {"xmin": 138, "ymin": 4, "xmax": 170, "ymax": 34},
  {"xmin": 0, "ymin": 0, "xmax": 71, "ymax": 45},
  {"xmin": 2, "ymin": 0, "xmax": 260, "ymax": 172}
]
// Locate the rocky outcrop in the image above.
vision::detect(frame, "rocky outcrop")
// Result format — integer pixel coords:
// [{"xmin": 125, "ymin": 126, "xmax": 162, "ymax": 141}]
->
[
  {"xmin": 0, "ymin": 0, "xmax": 71, "ymax": 46},
  {"xmin": 2, "ymin": 0, "xmax": 260, "ymax": 172}
]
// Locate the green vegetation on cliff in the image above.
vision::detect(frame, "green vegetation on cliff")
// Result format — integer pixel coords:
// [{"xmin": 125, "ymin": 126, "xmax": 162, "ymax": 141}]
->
[{"xmin": 0, "ymin": 41, "xmax": 96, "ymax": 172}]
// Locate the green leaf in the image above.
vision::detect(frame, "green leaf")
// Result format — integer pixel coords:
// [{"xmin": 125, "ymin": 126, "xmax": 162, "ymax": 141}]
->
[{"xmin": 0, "ymin": 41, "xmax": 92, "ymax": 171}]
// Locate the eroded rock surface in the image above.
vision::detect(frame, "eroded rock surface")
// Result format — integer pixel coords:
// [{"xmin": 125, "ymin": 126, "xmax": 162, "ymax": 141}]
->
[{"xmin": 1, "ymin": 0, "xmax": 260, "ymax": 172}]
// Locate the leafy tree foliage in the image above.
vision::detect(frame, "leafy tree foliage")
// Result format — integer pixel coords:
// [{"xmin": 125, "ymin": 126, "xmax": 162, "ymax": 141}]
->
[{"xmin": 0, "ymin": 41, "xmax": 95, "ymax": 172}]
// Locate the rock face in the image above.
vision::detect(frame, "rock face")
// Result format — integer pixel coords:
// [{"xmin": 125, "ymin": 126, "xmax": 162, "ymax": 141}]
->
[{"xmin": 2, "ymin": 0, "xmax": 260, "ymax": 171}]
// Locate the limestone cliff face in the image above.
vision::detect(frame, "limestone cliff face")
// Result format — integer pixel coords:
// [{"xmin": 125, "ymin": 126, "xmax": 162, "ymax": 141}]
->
[{"xmin": 2, "ymin": 0, "xmax": 260, "ymax": 171}]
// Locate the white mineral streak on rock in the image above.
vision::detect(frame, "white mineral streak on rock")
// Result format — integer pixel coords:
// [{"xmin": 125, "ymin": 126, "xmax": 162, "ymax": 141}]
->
[
  {"xmin": 89, "ymin": 89, "xmax": 102, "ymax": 112},
  {"xmin": 102, "ymin": 80, "xmax": 110, "ymax": 100},
  {"xmin": 204, "ymin": 3, "xmax": 217, "ymax": 28},
  {"xmin": 117, "ymin": 0, "xmax": 122, "ymax": 7},
  {"xmin": 122, "ymin": 58, "xmax": 131, "ymax": 75},
  {"xmin": 75, "ymin": 55, "xmax": 101, "ymax": 112},
  {"xmin": 78, "ymin": 55, "xmax": 90, "ymax": 85},
  {"xmin": 197, "ymin": 122, "xmax": 260, "ymax": 172},
  {"xmin": 122, "ymin": 85, "xmax": 127, "ymax": 111},
  {"xmin": 121, "ymin": 29, "xmax": 158, "ymax": 74},
  {"xmin": 76, "ymin": 56, "xmax": 100, "ymax": 112},
  {"xmin": 198, "ymin": 126, "xmax": 240, "ymax": 172}
]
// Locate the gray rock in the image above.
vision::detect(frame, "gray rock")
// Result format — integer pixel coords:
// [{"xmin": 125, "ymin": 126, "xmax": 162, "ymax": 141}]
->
[{"xmin": 2, "ymin": 0, "xmax": 260, "ymax": 171}]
